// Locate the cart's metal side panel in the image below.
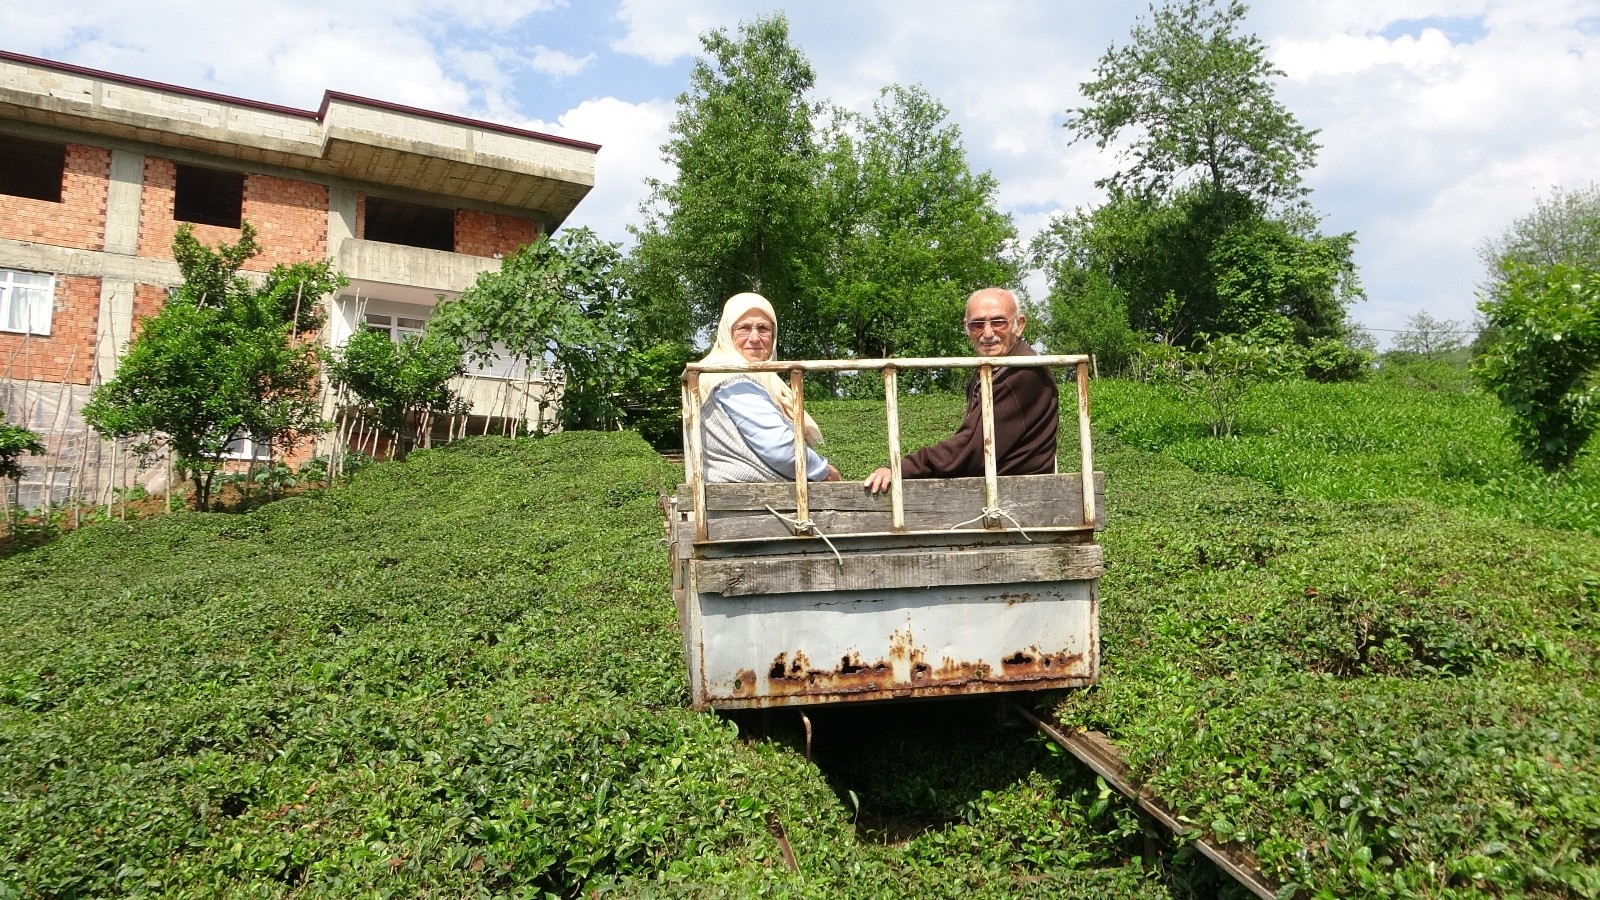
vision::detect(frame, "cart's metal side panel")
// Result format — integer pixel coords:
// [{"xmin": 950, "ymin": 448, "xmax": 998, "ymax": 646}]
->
[{"xmin": 688, "ymin": 577, "xmax": 1098, "ymax": 709}]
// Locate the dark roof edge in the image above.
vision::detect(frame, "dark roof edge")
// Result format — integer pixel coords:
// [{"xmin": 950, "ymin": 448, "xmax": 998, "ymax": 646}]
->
[{"xmin": 1, "ymin": 49, "xmax": 601, "ymax": 152}]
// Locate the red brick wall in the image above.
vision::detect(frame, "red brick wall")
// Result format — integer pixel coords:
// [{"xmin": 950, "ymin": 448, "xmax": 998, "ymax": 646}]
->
[
  {"xmin": 454, "ymin": 209, "xmax": 539, "ymax": 258},
  {"xmin": 138, "ymin": 159, "xmax": 328, "ymax": 268},
  {"xmin": 0, "ymin": 143, "xmax": 109, "ymax": 251},
  {"xmin": 0, "ymin": 275, "xmax": 100, "ymax": 384},
  {"xmin": 130, "ymin": 283, "xmax": 168, "ymax": 338}
]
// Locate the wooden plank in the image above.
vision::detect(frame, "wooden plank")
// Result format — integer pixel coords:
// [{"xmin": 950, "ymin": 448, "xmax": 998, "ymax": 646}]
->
[
  {"xmin": 789, "ymin": 367, "xmax": 811, "ymax": 532},
  {"xmin": 692, "ymin": 543, "xmax": 1103, "ymax": 596},
  {"xmin": 681, "ymin": 472, "xmax": 1105, "ymax": 514},
  {"xmin": 1076, "ymin": 360, "xmax": 1097, "ymax": 527},
  {"xmin": 979, "ymin": 365, "xmax": 999, "ymax": 526},
  {"xmin": 676, "ymin": 519, "xmax": 1094, "ymax": 560},
  {"xmin": 884, "ymin": 366, "xmax": 904, "ymax": 530},
  {"xmin": 684, "ymin": 473, "xmax": 1105, "ymax": 542},
  {"xmin": 700, "ymin": 504, "xmax": 1104, "ymax": 542}
]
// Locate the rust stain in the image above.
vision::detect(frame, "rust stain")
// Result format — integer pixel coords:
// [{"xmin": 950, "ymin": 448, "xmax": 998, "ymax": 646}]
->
[
  {"xmin": 731, "ymin": 668, "xmax": 757, "ymax": 697},
  {"xmin": 999, "ymin": 646, "xmax": 1084, "ymax": 679},
  {"xmin": 751, "ymin": 637, "xmax": 1088, "ymax": 704},
  {"xmin": 768, "ymin": 649, "xmax": 890, "ymax": 695}
]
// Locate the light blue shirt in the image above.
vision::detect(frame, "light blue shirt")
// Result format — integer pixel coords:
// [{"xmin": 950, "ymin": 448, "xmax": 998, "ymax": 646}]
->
[{"xmin": 711, "ymin": 379, "xmax": 830, "ymax": 481}]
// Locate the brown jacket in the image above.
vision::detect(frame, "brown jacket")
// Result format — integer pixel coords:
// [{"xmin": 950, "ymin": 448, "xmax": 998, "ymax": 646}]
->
[{"xmin": 902, "ymin": 342, "xmax": 1059, "ymax": 478}]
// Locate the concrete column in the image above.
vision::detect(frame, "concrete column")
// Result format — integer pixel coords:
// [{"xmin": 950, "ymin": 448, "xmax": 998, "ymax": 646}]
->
[
  {"xmin": 95, "ymin": 277, "xmax": 136, "ymax": 384},
  {"xmin": 328, "ymin": 185, "xmax": 357, "ymax": 251},
  {"xmin": 104, "ymin": 150, "xmax": 144, "ymax": 255}
]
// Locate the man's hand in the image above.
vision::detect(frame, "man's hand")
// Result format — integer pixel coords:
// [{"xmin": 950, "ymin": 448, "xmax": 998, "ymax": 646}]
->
[{"xmin": 863, "ymin": 466, "xmax": 894, "ymax": 494}]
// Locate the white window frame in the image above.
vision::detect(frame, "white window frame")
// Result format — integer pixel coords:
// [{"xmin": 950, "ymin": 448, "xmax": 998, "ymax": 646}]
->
[
  {"xmin": 349, "ymin": 298, "xmax": 541, "ymax": 382},
  {"xmin": 0, "ymin": 268, "xmax": 53, "ymax": 336},
  {"xmin": 223, "ymin": 434, "xmax": 272, "ymax": 461},
  {"xmin": 363, "ymin": 311, "xmax": 427, "ymax": 343}
]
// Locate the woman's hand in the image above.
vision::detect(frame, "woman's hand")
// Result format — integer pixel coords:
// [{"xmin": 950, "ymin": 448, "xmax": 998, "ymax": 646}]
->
[{"xmin": 824, "ymin": 464, "xmax": 841, "ymax": 482}]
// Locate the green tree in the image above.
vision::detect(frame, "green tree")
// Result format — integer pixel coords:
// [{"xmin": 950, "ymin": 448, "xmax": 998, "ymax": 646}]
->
[
  {"xmin": 630, "ymin": 14, "xmax": 824, "ymax": 352},
  {"xmin": 1048, "ymin": 1, "xmax": 1360, "ymax": 362},
  {"xmin": 84, "ymin": 224, "xmax": 343, "ymax": 510},
  {"xmin": 1208, "ymin": 209, "xmax": 1360, "ymax": 340},
  {"xmin": 1, "ymin": 412, "xmax": 46, "ymax": 529},
  {"xmin": 0, "ymin": 413, "xmax": 45, "ymax": 483},
  {"xmin": 1472, "ymin": 263, "xmax": 1600, "ymax": 473},
  {"xmin": 1034, "ymin": 186, "xmax": 1359, "ymax": 350},
  {"xmin": 1391, "ymin": 311, "xmax": 1467, "ymax": 358},
  {"xmin": 325, "ymin": 328, "xmax": 466, "ymax": 459},
  {"xmin": 1140, "ymin": 332, "xmax": 1283, "ymax": 436},
  {"xmin": 1478, "ymin": 182, "xmax": 1600, "ymax": 304},
  {"xmin": 1067, "ymin": 0, "xmax": 1320, "ymax": 208},
  {"xmin": 816, "ymin": 84, "xmax": 1019, "ymax": 366},
  {"xmin": 431, "ymin": 228, "xmax": 632, "ymax": 432},
  {"xmin": 1029, "ymin": 215, "xmax": 1141, "ymax": 370}
]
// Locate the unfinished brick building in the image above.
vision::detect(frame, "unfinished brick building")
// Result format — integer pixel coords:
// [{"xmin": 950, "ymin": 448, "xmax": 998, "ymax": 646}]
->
[{"xmin": 0, "ymin": 50, "xmax": 599, "ymax": 509}]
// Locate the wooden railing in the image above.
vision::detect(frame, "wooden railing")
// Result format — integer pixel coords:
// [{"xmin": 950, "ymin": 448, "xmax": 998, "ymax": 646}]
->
[
  {"xmin": 681, "ymin": 355, "xmax": 1096, "ymax": 545},
  {"xmin": 681, "ymin": 353, "xmax": 1094, "ymax": 544}
]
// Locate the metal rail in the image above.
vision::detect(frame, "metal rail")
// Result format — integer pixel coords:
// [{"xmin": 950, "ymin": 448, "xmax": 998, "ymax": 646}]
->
[
  {"xmin": 1013, "ymin": 704, "xmax": 1280, "ymax": 900},
  {"xmin": 682, "ymin": 354, "xmax": 1096, "ymax": 543}
]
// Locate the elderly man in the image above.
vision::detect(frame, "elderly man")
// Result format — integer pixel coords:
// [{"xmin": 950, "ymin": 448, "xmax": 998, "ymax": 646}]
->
[{"xmin": 864, "ymin": 287, "xmax": 1057, "ymax": 493}]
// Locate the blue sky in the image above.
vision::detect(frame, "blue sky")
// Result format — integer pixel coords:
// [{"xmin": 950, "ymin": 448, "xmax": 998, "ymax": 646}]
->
[{"xmin": 7, "ymin": 0, "xmax": 1600, "ymax": 346}]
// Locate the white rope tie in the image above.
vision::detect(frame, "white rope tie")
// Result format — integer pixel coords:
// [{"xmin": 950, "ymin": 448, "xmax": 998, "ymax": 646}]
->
[
  {"xmin": 764, "ymin": 504, "xmax": 844, "ymax": 567},
  {"xmin": 949, "ymin": 507, "xmax": 1034, "ymax": 542}
]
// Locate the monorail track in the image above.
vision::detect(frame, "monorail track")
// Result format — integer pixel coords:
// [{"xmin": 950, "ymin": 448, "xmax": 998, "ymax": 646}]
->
[{"xmin": 1012, "ymin": 703, "xmax": 1281, "ymax": 900}]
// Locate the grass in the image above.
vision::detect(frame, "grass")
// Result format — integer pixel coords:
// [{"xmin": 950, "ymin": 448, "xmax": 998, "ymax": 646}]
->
[{"xmin": 0, "ymin": 432, "xmax": 1177, "ymax": 899}]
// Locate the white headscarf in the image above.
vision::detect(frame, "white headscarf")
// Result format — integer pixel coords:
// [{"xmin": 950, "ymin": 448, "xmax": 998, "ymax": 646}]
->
[{"xmin": 696, "ymin": 292, "xmax": 823, "ymax": 447}]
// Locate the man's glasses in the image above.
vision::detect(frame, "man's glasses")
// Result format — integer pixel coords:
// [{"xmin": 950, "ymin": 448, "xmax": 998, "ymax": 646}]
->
[
  {"xmin": 733, "ymin": 322, "xmax": 773, "ymax": 338},
  {"xmin": 964, "ymin": 316, "xmax": 1013, "ymax": 334}
]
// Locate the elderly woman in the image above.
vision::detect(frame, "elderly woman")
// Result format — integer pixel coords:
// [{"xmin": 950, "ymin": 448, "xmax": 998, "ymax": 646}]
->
[{"xmin": 695, "ymin": 292, "xmax": 840, "ymax": 483}]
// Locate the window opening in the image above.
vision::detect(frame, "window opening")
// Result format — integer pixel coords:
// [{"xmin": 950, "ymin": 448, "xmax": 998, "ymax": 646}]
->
[
  {"xmin": 364, "ymin": 197, "xmax": 455, "ymax": 251},
  {"xmin": 174, "ymin": 164, "xmax": 244, "ymax": 228},
  {"xmin": 0, "ymin": 134, "xmax": 66, "ymax": 202},
  {"xmin": 223, "ymin": 434, "xmax": 272, "ymax": 461},
  {"xmin": 0, "ymin": 269, "xmax": 54, "ymax": 335},
  {"xmin": 0, "ymin": 133, "xmax": 65, "ymax": 202},
  {"xmin": 363, "ymin": 312, "xmax": 427, "ymax": 343}
]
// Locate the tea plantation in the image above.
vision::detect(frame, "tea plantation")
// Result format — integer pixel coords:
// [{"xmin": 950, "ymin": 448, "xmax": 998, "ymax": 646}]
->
[
  {"xmin": 2, "ymin": 375, "xmax": 1597, "ymax": 898},
  {"xmin": 0, "ymin": 433, "xmax": 1169, "ymax": 899}
]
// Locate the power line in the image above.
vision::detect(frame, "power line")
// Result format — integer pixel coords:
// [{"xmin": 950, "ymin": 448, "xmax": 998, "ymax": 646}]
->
[{"xmin": 1362, "ymin": 326, "xmax": 1481, "ymax": 334}]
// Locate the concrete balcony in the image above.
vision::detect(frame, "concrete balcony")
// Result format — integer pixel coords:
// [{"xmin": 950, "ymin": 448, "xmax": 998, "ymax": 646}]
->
[{"xmin": 333, "ymin": 237, "xmax": 500, "ymax": 302}]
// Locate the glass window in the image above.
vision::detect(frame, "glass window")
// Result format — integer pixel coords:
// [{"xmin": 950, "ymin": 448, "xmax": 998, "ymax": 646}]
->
[
  {"xmin": 0, "ymin": 269, "xmax": 54, "ymax": 335},
  {"xmin": 363, "ymin": 311, "xmax": 426, "ymax": 342},
  {"xmin": 223, "ymin": 434, "xmax": 271, "ymax": 460}
]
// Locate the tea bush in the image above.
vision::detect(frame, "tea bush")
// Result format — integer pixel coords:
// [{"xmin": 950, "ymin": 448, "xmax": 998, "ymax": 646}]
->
[
  {"xmin": 1, "ymin": 431, "xmax": 1169, "ymax": 899},
  {"xmin": 1093, "ymin": 378, "xmax": 1600, "ymax": 535},
  {"xmin": 10, "ymin": 374, "xmax": 1595, "ymax": 899},
  {"xmin": 1065, "ymin": 378, "xmax": 1600, "ymax": 896}
]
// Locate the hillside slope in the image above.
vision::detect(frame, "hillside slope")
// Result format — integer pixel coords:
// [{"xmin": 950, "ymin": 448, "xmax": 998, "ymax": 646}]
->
[
  {"xmin": 0, "ymin": 432, "xmax": 1170, "ymax": 899},
  {"xmin": 814, "ymin": 384, "xmax": 1600, "ymax": 898}
]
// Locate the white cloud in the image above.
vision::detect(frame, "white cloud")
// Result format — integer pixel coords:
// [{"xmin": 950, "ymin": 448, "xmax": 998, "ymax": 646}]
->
[
  {"xmin": 529, "ymin": 45, "xmax": 597, "ymax": 78},
  {"xmin": 516, "ymin": 97, "xmax": 675, "ymax": 245},
  {"xmin": 10, "ymin": 0, "xmax": 1600, "ymax": 347},
  {"xmin": 609, "ymin": 0, "xmax": 743, "ymax": 64}
]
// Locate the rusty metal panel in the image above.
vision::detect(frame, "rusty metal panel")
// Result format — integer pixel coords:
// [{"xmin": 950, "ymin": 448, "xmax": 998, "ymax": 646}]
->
[{"xmin": 685, "ymin": 577, "xmax": 1098, "ymax": 709}]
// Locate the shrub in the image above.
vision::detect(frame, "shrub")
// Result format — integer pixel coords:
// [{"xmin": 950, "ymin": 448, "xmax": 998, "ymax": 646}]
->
[{"xmin": 1473, "ymin": 262, "xmax": 1600, "ymax": 473}]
